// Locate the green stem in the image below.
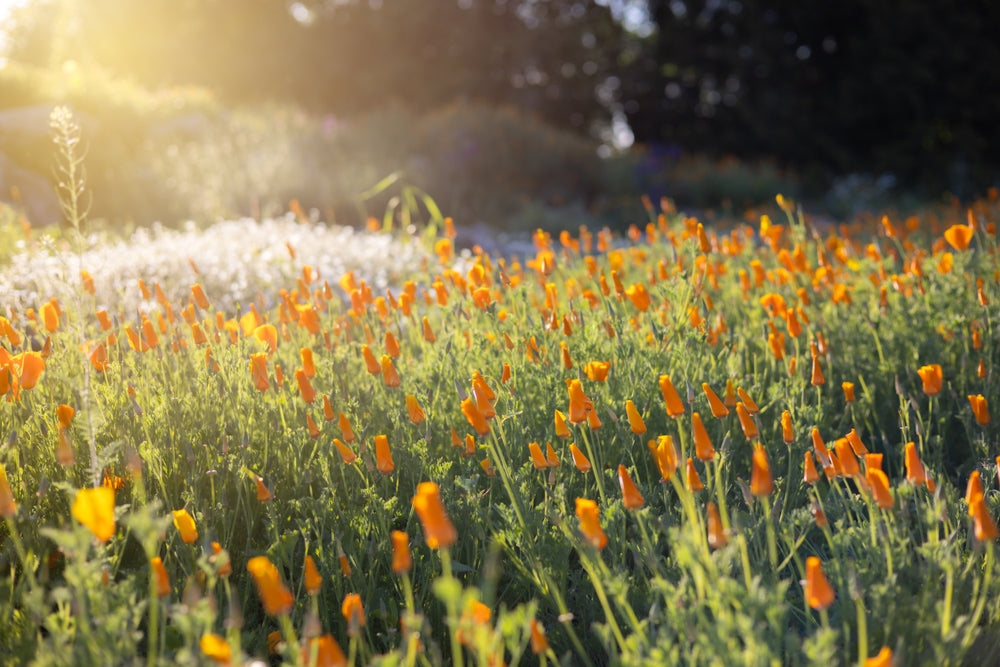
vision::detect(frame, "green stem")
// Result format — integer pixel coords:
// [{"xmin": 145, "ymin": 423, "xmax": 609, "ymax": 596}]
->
[{"xmin": 440, "ymin": 549, "xmax": 464, "ymax": 667}]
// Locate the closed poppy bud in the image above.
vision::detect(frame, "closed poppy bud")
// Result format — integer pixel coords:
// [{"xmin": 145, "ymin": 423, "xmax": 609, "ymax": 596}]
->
[
  {"xmin": 461, "ymin": 397, "xmax": 491, "ymax": 436},
  {"xmin": 842, "ymin": 382, "xmax": 855, "ymax": 403},
  {"xmin": 380, "ymin": 355, "xmax": 401, "ymax": 387},
  {"xmin": 332, "ymin": 438, "xmax": 357, "ymax": 465},
  {"xmin": 375, "ymin": 435, "xmax": 395, "ymax": 474},
  {"xmin": 846, "ymin": 429, "xmax": 868, "ymax": 456},
  {"xmin": 803, "ymin": 556, "xmax": 835, "ymax": 610},
  {"xmin": 750, "ymin": 443, "xmax": 774, "ymax": 496},
  {"xmin": 300, "ymin": 635, "xmax": 347, "ymax": 667},
  {"xmin": 255, "ymin": 476, "xmax": 272, "ymax": 502},
  {"xmin": 966, "ymin": 471, "xmax": 984, "ymax": 515},
  {"xmin": 968, "ymin": 394, "xmax": 990, "ymax": 425},
  {"xmin": 151, "ymin": 557, "xmax": 171, "ymax": 598},
  {"xmin": 618, "ymin": 465, "xmax": 645, "ymax": 510},
  {"xmin": 685, "ymin": 458, "xmax": 704, "ymax": 491},
  {"xmin": 405, "ymin": 394, "xmax": 426, "ymax": 424},
  {"xmin": 500, "ymin": 362, "xmax": 511, "ymax": 384},
  {"xmin": 422, "ymin": 317, "xmax": 436, "ymax": 343},
  {"xmin": 659, "ymin": 374, "xmax": 685, "ymax": 418},
  {"xmin": 904, "ymin": 442, "xmax": 926, "ymax": 486},
  {"xmin": 56, "ymin": 404, "xmax": 75, "ymax": 430},
  {"xmin": 529, "ymin": 442, "xmax": 548, "ymax": 469},
  {"xmin": 736, "ymin": 402, "xmax": 758, "ymax": 440},
  {"xmin": 970, "ymin": 493, "xmax": 999, "ymax": 541},
  {"xmin": 384, "ymin": 330, "xmax": 401, "ymax": 358},
  {"xmin": 586, "ymin": 406, "xmax": 602, "ymax": 430},
  {"xmin": 304, "ymin": 555, "xmax": 323, "ymax": 595},
  {"xmin": 691, "ymin": 412, "xmax": 715, "ymax": 460},
  {"xmin": 702, "ymin": 383, "xmax": 729, "ymax": 418},
  {"xmin": 575, "ymin": 498, "xmax": 607, "ymax": 549},
  {"xmin": 306, "ymin": 413, "xmax": 321, "ymax": 438},
  {"xmin": 567, "ymin": 379, "xmax": 590, "ymax": 424},
  {"xmin": 706, "ymin": 501, "xmax": 727, "ymax": 548},
  {"xmin": 810, "ymin": 356, "xmax": 825, "ymax": 386},
  {"xmin": 249, "ymin": 353, "xmax": 270, "ymax": 392},
  {"xmin": 917, "ymin": 364, "xmax": 943, "ymax": 396},
  {"xmin": 529, "ymin": 619, "xmax": 549, "ymax": 654},
  {"xmin": 295, "ymin": 369, "xmax": 317, "ymax": 404},
  {"xmin": 391, "ymin": 530, "xmax": 412, "ymax": 573},
  {"xmin": 412, "ymin": 482, "xmax": 457, "ymax": 549},
  {"xmin": 554, "ymin": 409, "xmax": 571, "ymax": 438},
  {"xmin": 781, "ymin": 410, "xmax": 795, "ymax": 444},
  {"xmin": 651, "ymin": 435, "xmax": 678, "ymax": 481},
  {"xmin": 0, "ymin": 464, "xmax": 18, "ymax": 518},
  {"xmin": 338, "ymin": 413, "xmax": 355, "ymax": 442},
  {"xmin": 464, "ymin": 434, "xmax": 476, "ymax": 457},
  {"xmin": 736, "ymin": 388, "xmax": 759, "ymax": 415},
  {"xmin": 247, "ymin": 556, "xmax": 294, "ymax": 616},
  {"xmin": 361, "ymin": 345, "xmax": 380, "ymax": 375},
  {"xmin": 625, "ymin": 400, "xmax": 646, "ymax": 434},
  {"xmin": 191, "ymin": 283, "xmax": 210, "ymax": 310},
  {"xmin": 866, "ymin": 468, "xmax": 894, "ymax": 509},
  {"xmin": 544, "ymin": 442, "xmax": 559, "ymax": 467},
  {"xmin": 172, "ymin": 509, "xmax": 198, "ymax": 544},
  {"xmin": 803, "ymin": 451, "xmax": 820, "ymax": 485},
  {"xmin": 72, "ymin": 486, "xmax": 116, "ymax": 542},
  {"xmin": 569, "ymin": 443, "xmax": 592, "ymax": 473},
  {"xmin": 342, "ymin": 594, "xmax": 366, "ymax": 636},
  {"xmin": 560, "ymin": 341, "xmax": 573, "ymax": 369}
]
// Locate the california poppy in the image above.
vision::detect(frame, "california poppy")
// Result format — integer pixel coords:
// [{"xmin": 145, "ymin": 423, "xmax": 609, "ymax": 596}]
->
[
  {"xmin": 151, "ymin": 557, "xmax": 171, "ymax": 597},
  {"xmin": 529, "ymin": 442, "xmax": 548, "ymax": 469},
  {"xmin": 842, "ymin": 382, "xmax": 855, "ymax": 403},
  {"xmin": 554, "ymin": 409, "xmax": 572, "ymax": 438},
  {"xmin": 624, "ymin": 400, "xmax": 646, "ymax": 434},
  {"xmin": 375, "ymin": 435, "xmax": 395, "ymax": 474},
  {"xmin": 750, "ymin": 443, "xmax": 774, "ymax": 496},
  {"xmin": 544, "ymin": 442, "xmax": 560, "ymax": 467},
  {"xmin": 211, "ymin": 542, "xmax": 232, "ymax": 578},
  {"xmin": 338, "ymin": 413, "xmax": 355, "ymax": 442},
  {"xmin": 943, "ymin": 222, "xmax": 974, "ymax": 251},
  {"xmin": 191, "ymin": 283, "xmax": 210, "ymax": 309},
  {"xmin": 691, "ymin": 412, "xmax": 715, "ymax": 460},
  {"xmin": 255, "ymin": 476, "xmax": 273, "ymax": 502},
  {"xmin": 405, "ymin": 394, "xmax": 426, "ymax": 424},
  {"xmin": 968, "ymin": 394, "xmax": 991, "ymax": 426},
  {"xmin": 412, "ymin": 482, "xmax": 457, "ymax": 549},
  {"xmin": 802, "ymin": 451, "xmax": 820, "ymax": 485},
  {"xmin": 966, "ymin": 471, "xmax": 984, "ymax": 515},
  {"xmin": 569, "ymin": 443, "xmax": 592, "ymax": 473},
  {"xmin": 461, "ymin": 397, "xmax": 491, "ymax": 436},
  {"xmin": 702, "ymin": 383, "xmax": 729, "ymax": 418},
  {"xmin": 200, "ymin": 634, "xmax": 231, "ymax": 665},
  {"xmin": 529, "ymin": 619, "xmax": 549, "ymax": 654},
  {"xmin": 617, "ymin": 465, "xmax": 645, "ymax": 510},
  {"xmin": 917, "ymin": 364, "xmax": 943, "ymax": 396},
  {"xmin": 361, "ymin": 345, "xmax": 380, "ymax": 375},
  {"xmin": 380, "ymin": 355, "xmax": 401, "ymax": 387},
  {"xmin": 651, "ymin": 435, "xmax": 678, "ymax": 481},
  {"xmin": 247, "ymin": 556, "xmax": 294, "ymax": 616},
  {"xmin": 295, "ymin": 369, "xmax": 317, "ymax": 404},
  {"xmin": 659, "ymin": 374, "xmax": 685, "ymax": 418},
  {"xmin": 567, "ymin": 379, "xmax": 591, "ymax": 424},
  {"xmin": 575, "ymin": 498, "xmax": 608, "ymax": 549},
  {"xmin": 583, "ymin": 361, "xmax": 611, "ymax": 382},
  {"xmin": 685, "ymin": 458, "xmax": 704, "ymax": 491},
  {"xmin": 904, "ymin": 442, "xmax": 927, "ymax": 486},
  {"xmin": 0, "ymin": 464, "xmax": 17, "ymax": 518},
  {"xmin": 172, "ymin": 509, "xmax": 198, "ymax": 544},
  {"xmin": 333, "ymin": 438, "xmax": 358, "ymax": 465},
  {"xmin": 735, "ymin": 402, "xmax": 758, "ymax": 440},
  {"xmin": 253, "ymin": 324, "xmax": 278, "ymax": 354},
  {"xmin": 867, "ymin": 468, "xmax": 894, "ymax": 509},
  {"xmin": 249, "ymin": 353, "xmax": 270, "ymax": 392},
  {"xmin": 970, "ymin": 493, "xmax": 999, "ymax": 541},
  {"xmin": 342, "ymin": 592, "xmax": 365, "ymax": 636},
  {"xmin": 707, "ymin": 501, "xmax": 727, "ymax": 548},
  {"xmin": 845, "ymin": 429, "xmax": 868, "ymax": 456},
  {"xmin": 391, "ymin": 530, "xmax": 412, "ymax": 573},
  {"xmin": 781, "ymin": 410, "xmax": 795, "ymax": 444},
  {"xmin": 72, "ymin": 486, "xmax": 116, "ymax": 542},
  {"xmin": 803, "ymin": 556, "xmax": 835, "ymax": 610},
  {"xmin": 304, "ymin": 555, "xmax": 323, "ymax": 595}
]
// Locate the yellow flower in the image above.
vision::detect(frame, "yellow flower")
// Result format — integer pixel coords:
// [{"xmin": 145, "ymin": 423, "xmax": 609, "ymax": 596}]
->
[
  {"xmin": 200, "ymin": 634, "xmax": 232, "ymax": 665},
  {"xmin": 72, "ymin": 486, "xmax": 116, "ymax": 542},
  {"xmin": 171, "ymin": 508, "xmax": 198, "ymax": 544}
]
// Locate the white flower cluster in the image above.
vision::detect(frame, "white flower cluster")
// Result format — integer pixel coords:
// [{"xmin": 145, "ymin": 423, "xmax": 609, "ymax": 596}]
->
[{"xmin": 0, "ymin": 215, "xmax": 428, "ymax": 316}]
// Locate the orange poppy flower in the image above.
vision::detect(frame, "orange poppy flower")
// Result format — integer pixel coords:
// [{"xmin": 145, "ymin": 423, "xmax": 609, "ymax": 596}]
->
[
  {"xmin": 322, "ymin": 395, "xmax": 335, "ymax": 422},
  {"xmin": 691, "ymin": 412, "xmax": 715, "ymax": 460},
  {"xmin": 342, "ymin": 592, "xmax": 365, "ymax": 636},
  {"xmin": 781, "ymin": 410, "xmax": 795, "ymax": 444},
  {"xmin": 210, "ymin": 542, "xmax": 232, "ymax": 578},
  {"xmin": 575, "ymin": 498, "xmax": 608, "ymax": 550},
  {"xmin": 11, "ymin": 351, "xmax": 45, "ymax": 391},
  {"xmin": 803, "ymin": 556, "xmax": 835, "ymax": 610},
  {"xmin": 736, "ymin": 388, "xmax": 759, "ymax": 415},
  {"xmin": 405, "ymin": 394, "xmax": 426, "ymax": 424},
  {"xmin": 968, "ymin": 394, "xmax": 991, "ymax": 425},
  {"xmin": 624, "ymin": 400, "xmax": 646, "ymax": 435},
  {"xmin": 255, "ymin": 476, "xmax": 273, "ymax": 502},
  {"xmin": 966, "ymin": 471, "xmax": 984, "ymax": 514},
  {"xmin": 554, "ymin": 409, "xmax": 572, "ymax": 438},
  {"xmin": 422, "ymin": 317, "xmax": 436, "ymax": 343},
  {"xmin": 567, "ymin": 379, "xmax": 591, "ymax": 424},
  {"xmin": 750, "ymin": 443, "xmax": 774, "ymax": 496},
  {"xmin": 569, "ymin": 443, "xmax": 592, "ymax": 473},
  {"xmin": 625, "ymin": 282, "xmax": 651, "ymax": 311},
  {"xmin": 583, "ymin": 361, "xmax": 611, "ymax": 382},
  {"xmin": 249, "ymin": 353, "xmax": 270, "ymax": 392},
  {"xmin": 86, "ymin": 340, "xmax": 109, "ymax": 372},
  {"xmin": 253, "ymin": 323, "xmax": 278, "ymax": 354},
  {"xmin": 72, "ymin": 486, "xmax": 116, "ymax": 542},
  {"xmin": 810, "ymin": 356, "xmax": 825, "ymax": 386},
  {"xmin": 301, "ymin": 347, "xmax": 316, "ymax": 378},
  {"xmin": 544, "ymin": 442, "xmax": 560, "ymax": 467},
  {"xmin": 384, "ymin": 330, "xmax": 401, "ymax": 358},
  {"xmin": 845, "ymin": 429, "xmax": 868, "ymax": 456},
  {"xmin": 151, "ymin": 557, "xmax": 171, "ymax": 597},
  {"xmin": 56, "ymin": 404, "xmax": 75, "ymax": 430},
  {"xmin": 864, "ymin": 646, "xmax": 893, "ymax": 667},
  {"xmin": 841, "ymin": 382, "xmax": 855, "ymax": 403},
  {"xmin": 803, "ymin": 451, "xmax": 820, "ymax": 485},
  {"xmin": 380, "ymin": 355, "xmax": 401, "ymax": 387},
  {"xmin": 867, "ymin": 468, "xmax": 894, "ymax": 509},
  {"xmin": 412, "ymin": 482, "xmax": 457, "ymax": 549},
  {"xmin": 480, "ymin": 457, "xmax": 496, "ymax": 477},
  {"xmin": 659, "ymin": 374, "xmax": 685, "ymax": 418},
  {"xmin": 304, "ymin": 555, "xmax": 323, "ymax": 595},
  {"xmin": 247, "ymin": 556, "xmax": 294, "ymax": 616},
  {"xmin": 338, "ymin": 413, "xmax": 355, "ymax": 442},
  {"xmin": 374, "ymin": 435, "xmax": 395, "ymax": 474},
  {"xmin": 361, "ymin": 345, "xmax": 380, "ymax": 375},
  {"xmin": 736, "ymin": 402, "xmax": 758, "ymax": 440},
  {"xmin": 917, "ymin": 364, "xmax": 943, "ymax": 396},
  {"xmin": 685, "ymin": 458, "xmax": 705, "ymax": 491},
  {"xmin": 904, "ymin": 442, "xmax": 927, "ymax": 486},
  {"xmin": 617, "ymin": 465, "xmax": 645, "ymax": 510},
  {"xmin": 560, "ymin": 342, "xmax": 573, "ymax": 369},
  {"xmin": 702, "ymin": 383, "xmax": 729, "ymax": 418},
  {"xmin": 295, "ymin": 369, "xmax": 317, "ymax": 404},
  {"xmin": 191, "ymin": 283, "xmax": 210, "ymax": 309},
  {"xmin": 461, "ymin": 397, "xmax": 491, "ymax": 436},
  {"xmin": 332, "ymin": 438, "xmax": 357, "ymax": 465},
  {"xmin": 200, "ymin": 633, "xmax": 231, "ymax": 665},
  {"xmin": 529, "ymin": 442, "xmax": 548, "ymax": 469},
  {"xmin": 391, "ymin": 530, "xmax": 412, "ymax": 573},
  {"xmin": 529, "ymin": 618, "xmax": 549, "ymax": 654},
  {"xmin": 943, "ymin": 223, "xmax": 974, "ymax": 251},
  {"xmin": 970, "ymin": 493, "xmax": 999, "ymax": 541},
  {"xmin": 0, "ymin": 464, "xmax": 18, "ymax": 518},
  {"xmin": 172, "ymin": 508, "xmax": 198, "ymax": 544},
  {"xmin": 300, "ymin": 635, "xmax": 347, "ymax": 667},
  {"xmin": 651, "ymin": 435, "xmax": 678, "ymax": 481},
  {"xmin": 707, "ymin": 501, "xmax": 727, "ymax": 549}
]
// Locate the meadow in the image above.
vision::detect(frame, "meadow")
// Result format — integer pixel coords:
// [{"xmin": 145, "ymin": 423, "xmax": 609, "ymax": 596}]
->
[{"xmin": 0, "ymin": 109, "xmax": 998, "ymax": 666}]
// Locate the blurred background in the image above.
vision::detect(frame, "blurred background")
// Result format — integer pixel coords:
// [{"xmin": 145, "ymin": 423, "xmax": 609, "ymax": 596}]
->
[{"xmin": 1, "ymin": 0, "xmax": 998, "ymax": 231}]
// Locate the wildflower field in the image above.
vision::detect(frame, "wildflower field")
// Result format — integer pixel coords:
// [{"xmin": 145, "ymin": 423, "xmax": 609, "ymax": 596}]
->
[{"xmin": 1, "ymin": 113, "xmax": 999, "ymax": 667}]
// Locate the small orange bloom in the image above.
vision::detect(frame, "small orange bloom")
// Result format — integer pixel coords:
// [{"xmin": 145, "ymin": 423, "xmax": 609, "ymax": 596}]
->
[
  {"xmin": 172, "ymin": 508, "xmax": 198, "ymax": 544},
  {"xmin": 804, "ymin": 557, "xmax": 835, "ymax": 610},
  {"xmin": 968, "ymin": 394, "xmax": 991, "ymax": 426},
  {"xmin": 685, "ymin": 458, "xmax": 704, "ymax": 491},
  {"xmin": 583, "ymin": 360, "xmax": 611, "ymax": 382},
  {"xmin": 846, "ymin": 429, "xmax": 868, "ymax": 456},
  {"xmin": 405, "ymin": 394, "xmax": 426, "ymax": 424},
  {"xmin": 544, "ymin": 442, "xmax": 560, "ymax": 467},
  {"xmin": 554, "ymin": 409, "xmax": 572, "ymax": 438},
  {"xmin": 803, "ymin": 451, "xmax": 820, "ymax": 485},
  {"xmin": 659, "ymin": 374, "xmax": 685, "ymax": 418},
  {"xmin": 391, "ymin": 530, "xmax": 412, "ymax": 573},
  {"xmin": 413, "ymin": 482, "xmax": 457, "ymax": 549},
  {"xmin": 702, "ymin": 383, "xmax": 729, "ymax": 418},
  {"xmin": 625, "ymin": 400, "xmax": 646, "ymax": 435},
  {"xmin": 342, "ymin": 593, "xmax": 365, "ymax": 635},
  {"xmin": 867, "ymin": 468, "xmax": 894, "ymax": 509},
  {"xmin": 575, "ymin": 497, "xmax": 608, "ymax": 549},
  {"xmin": 333, "ymin": 438, "xmax": 357, "ymax": 464},
  {"xmin": 706, "ymin": 501, "xmax": 727, "ymax": 548},
  {"xmin": 375, "ymin": 435, "xmax": 395, "ymax": 474},
  {"xmin": 211, "ymin": 542, "xmax": 232, "ymax": 577},
  {"xmin": 943, "ymin": 223, "xmax": 974, "ymax": 251},
  {"xmin": 380, "ymin": 355, "xmax": 401, "ymax": 387},
  {"xmin": 842, "ymin": 382, "xmax": 855, "ymax": 403},
  {"xmin": 966, "ymin": 471, "xmax": 983, "ymax": 514},
  {"xmin": 304, "ymin": 555, "xmax": 323, "ymax": 595},
  {"xmin": 736, "ymin": 388, "xmax": 759, "ymax": 415},
  {"xmin": 567, "ymin": 379, "xmax": 591, "ymax": 424},
  {"xmin": 781, "ymin": 410, "xmax": 795, "ymax": 444},
  {"xmin": 72, "ymin": 486, "xmax": 116, "ymax": 542},
  {"xmin": 750, "ymin": 443, "xmax": 774, "ymax": 496},
  {"xmin": 917, "ymin": 364, "xmax": 943, "ymax": 396},
  {"xmin": 569, "ymin": 443, "xmax": 592, "ymax": 473},
  {"xmin": 735, "ymin": 402, "xmax": 758, "ymax": 440},
  {"xmin": 691, "ymin": 412, "xmax": 715, "ymax": 461},
  {"xmin": 56, "ymin": 404, "xmax": 75, "ymax": 429},
  {"xmin": 651, "ymin": 435, "xmax": 678, "ymax": 481},
  {"xmin": 247, "ymin": 556, "xmax": 294, "ymax": 616},
  {"xmin": 295, "ymin": 368, "xmax": 317, "ymax": 404},
  {"xmin": 200, "ymin": 633, "xmax": 232, "ymax": 665},
  {"xmin": 249, "ymin": 353, "xmax": 270, "ymax": 392},
  {"xmin": 253, "ymin": 323, "xmax": 278, "ymax": 354},
  {"xmin": 255, "ymin": 476, "xmax": 273, "ymax": 502},
  {"xmin": 617, "ymin": 465, "xmax": 645, "ymax": 510},
  {"xmin": 864, "ymin": 647, "xmax": 893, "ymax": 667},
  {"xmin": 529, "ymin": 618, "xmax": 549, "ymax": 654},
  {"xmin": 338, "ymin": 413, "xmax": 355, "ymax": 442},
  {"xmin": 529, "ymin": 441, "xmax": 548, "ymax": 469},
  {"xmin": 461, "ymin": 397, "xmax": 491, "ymax": 436},
  {"xmin": 904, "ymin": 442, "xmax": 926, "ymax": 486},
  {"xmin": 970, "ymin": 493, "xmax": 999, "ymax": 541},
  {"xmin": 361, "ymin": 345, "xmax": 380, "ymax": 374},
  {"xmin": 191, "ymin": 283, "xmax": 210, "ymax": 309},
  {"xmin": 151, "ymin": 557, "xmax": 171, "ymax": 597},
  {"xmin": 0, "ymin": 464, "xmax": 18, "ymax": 518},
  {"xmin": 301, "ymin": 634, "xmax": 348, "ymax": 667}
]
